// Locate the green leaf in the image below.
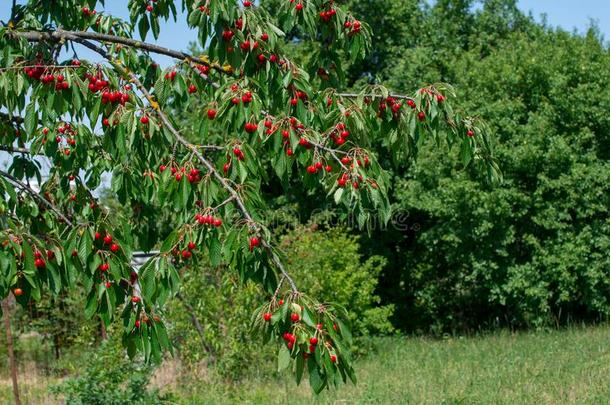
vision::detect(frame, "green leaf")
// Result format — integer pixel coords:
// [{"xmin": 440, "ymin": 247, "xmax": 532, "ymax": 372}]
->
[{"xmin": 278, "ymin": 344, "xmax": 291, "ymax": 372}]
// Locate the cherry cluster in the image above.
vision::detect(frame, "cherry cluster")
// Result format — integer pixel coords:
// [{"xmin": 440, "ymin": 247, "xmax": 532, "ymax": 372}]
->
[
  {"xmin": 344, "ymin": 19, "xmax": 362, "ymax": 35},
  {"xmin": 23, "ymin": 65, "xmax": 70, "ymax": 91},
  {"xmin": 329, "ymin": 122, "xmax": 350, "ymax": 146},
  {"xmin": 194, "ymin": 213, "xmax": 223, "ymax": 228},
  {"xmin": 159, "ymin": 165, "xmax": 202, "ymax": 184},
  {"xmin": 319, "ymin": 8, "xmax": 337, "ymax": 22}
]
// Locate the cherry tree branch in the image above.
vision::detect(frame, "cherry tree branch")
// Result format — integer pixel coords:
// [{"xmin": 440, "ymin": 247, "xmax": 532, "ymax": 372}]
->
[
  {"xmin": 0, "ymin": 145, "xmax": 31, "ymax": 154},
  {"xmin": 0, "ymin": 169, "xmax": 74, "ymax": 227},
  {"xmin": 73, "ymin": 37, "xmax": 299, "ymax": 293},
  {"xmin": 12, "ymin": 29, "xmax": 414, "ymax": 101}
]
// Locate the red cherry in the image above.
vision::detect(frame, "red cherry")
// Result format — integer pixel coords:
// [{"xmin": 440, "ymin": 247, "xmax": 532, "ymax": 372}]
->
[
  {"xmin": 132, "ymin": 296, "xmax": 141, "ymax": 303},
  {"xmin": 213, "ymin": 218, "xmax": 223, "ymax": 227},
  {"xmin": 34, "ymin": 258, "xmax": 45, "ymax": 268},
  {"xmin": 279, "ymin": 299, "xmax": 285, "ymax": 305},
  {"xmin": 467, "ymin": 130, "xmax": 475, "ymax": 137},
  {"xmin": 306, "ymin": 165, "xmax": 317, "ymax": 174},
  {"xmin": 290, "ymin": 313, "xmax": 300, "ymax": 322},
  {"xmin": 159, "ymin": 165, "xmax": 167, "ymax": 172},
  {"xmin": 330, "ymin": 354, "xmax": 337, "ymax": 363},
  {"xmin": 286, "ymin": 148, "xmax": 294, "ymax": 156},
  {"xmin": 243, "ymin": 0, "xmax": 252, "ymax": 6},
  {"xmin": 187, "ymin": 241, "xmax": 196, "ymax": 251},
  {"xmin": 182, "ymin": 250, "xmax": 192, "ymax": 259},
  {"xmin": 140, "ymin": 116, "xmax": 149, "ymax": 124},
  {"xmin": 146, "ymin": 4, "xmax": 153, "ymax": 12},
  {"xmin": 110, "ymin": 243, "xmax": 120, "ymax": 253},
  {"xmin": 207, "ymin": 109, "xmax": 217, "ymax": 120},
  {"xmin": 13, "ymin": 288, "xmax": 23, "ymax": 297},
  {"xmin": 46, "ymin": 250, "xmax": 55, "ymax": 260},
  {"xmin": 99, "ymin": 263, "xmax": 109, "ymax": 272},
  {"xmin": 105, "ymin": 281, "xmax": 112, "ymax": 288},
  {"xmin": 263, "ymin": 313, "xmax": 272, "ymax": 322},
  {"xmin": 249, "ymin": 236, "xmax": 260, "ymax": 251},
  {"xmin": 296, "ymin": 3, "xmax": 303, "ymax": 11},
  {"xmin": 135, "ymin": 320, "xmax": 141, "ymax": 328},
  {"xmin": 103, "ymin": 235, "xmax": 112, "ymax": 245},
  {"xmin": 417, "ymin": 111, "xmax": 426, "ymax": 121},
  {"xmin": 309, "ymin": 337, "xmax": 318, "ymax": 345},
  {"xmin": 188, "ymin": 84, "xmax": 197, "ymax": 93},
  {"xmin": 261, "ymin": 33, "xmax": 269, "ymax": 41}
]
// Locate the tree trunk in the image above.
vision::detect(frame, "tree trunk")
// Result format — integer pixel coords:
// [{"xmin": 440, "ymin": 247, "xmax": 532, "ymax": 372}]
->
[
  {"xmin": 100, "ymin": 317, "xmax": 107, "ymax": 340},
  {"xmin": 2, "ymin": 297, "xmax": 21, "ymax": 405},
  {"xmin": 175, "ymin": 293, "xmax": 216, "ymax": 365}
]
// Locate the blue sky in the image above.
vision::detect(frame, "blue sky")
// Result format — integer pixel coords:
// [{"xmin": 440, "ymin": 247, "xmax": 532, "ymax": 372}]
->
[{"xmin": 519, "ymin": 0, "xmax": 610, "ymax": 38}]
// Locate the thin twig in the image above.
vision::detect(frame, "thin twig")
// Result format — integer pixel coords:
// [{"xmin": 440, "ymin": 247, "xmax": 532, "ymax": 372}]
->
[{"xmin": 0, "ymin": 169, "xmax": 74, "ymax": 227}]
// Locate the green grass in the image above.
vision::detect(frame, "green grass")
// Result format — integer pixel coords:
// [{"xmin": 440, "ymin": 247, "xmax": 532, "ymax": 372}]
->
[
  {"xmin": 181, "ymin": 325, "xmax": 610, "ymax": 404},
  {"xmin": 3, "ymin": 325, "xmax": 609, "ymax": 404}
]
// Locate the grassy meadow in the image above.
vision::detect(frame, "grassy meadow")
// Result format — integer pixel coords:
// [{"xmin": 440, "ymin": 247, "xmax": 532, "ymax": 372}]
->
[{"xmin": 4, "ymin": 325, "xmax": 608, "ymax": 404}]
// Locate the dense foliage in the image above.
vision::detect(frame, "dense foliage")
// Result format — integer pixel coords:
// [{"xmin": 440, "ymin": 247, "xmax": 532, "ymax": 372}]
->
[
  {"xmin": 0, "ymin": 0, "xmax": 495, "ymax": 393},
  {"xmin": 335, "ymin": 0, "xmax": 610, "ymax": 332}
]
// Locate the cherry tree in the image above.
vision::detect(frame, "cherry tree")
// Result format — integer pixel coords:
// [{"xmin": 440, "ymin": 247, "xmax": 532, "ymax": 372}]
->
[{"xmin": 0, "ymin": 0, "xmax": 499, "ymax": 393}]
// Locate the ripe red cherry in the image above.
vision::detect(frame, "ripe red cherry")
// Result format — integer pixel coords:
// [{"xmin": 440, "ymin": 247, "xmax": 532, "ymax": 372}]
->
[
  {"xmin": 296, "ymin": 3, "xmax": 303, "ymax": 11},
  {"xmin": 261, "ymin": 33, "xmax": 269, "ymax": 41},
  {"xmin": 249, "ymin": 236, "xmax": 260, "ymax": 251},
  {"xmin": 309, "ymin": 337, "xmax": 318, "ymax": 345},
  {"xmin": 110, "ymin": 244, "xmax": 120, "ymax": 253},
  {"xmin": 306, "ymin": 165, "xmax": 317, "ymax": 174},
  {"xmin": 330, "ymin": 354, "xmax": 337, "ymax": 363},
  {"xmin": 286, "ymin": 148, "xmax": 294, "ymax": 156},
  {"xmin": 34, "ymin": 258, "xmax": 45, "ymax": 268},
  {"xmin": 290, "ymin": 313, "xmax": 300, "ymax": 322},
  {"xmin": 417, "ymin": 111, "xmax": 426, "ymax": 121},
  {"xmin": 140, "ymin": 115, "xmax": 149, "ymax": 124},
  {"xmin": 132, "ymin": 296, "xmax": 141, "ymax": 303},
  {"xmin": 42, "ymin": 127, "xmax": 49, "ymax": 135},
  {"xmin": 159, "ymin": 164, "xmax": 167, "ymax": 172},
  {"xmin": 187, "ymin": 241, "xmax": 196, "ymax": 251},
  {"xmin": 263, "ymin": 313, "xmax": 272, "ymax": 322},
  {"xmin": 278, "ymin": 299, "xmax": 285, "ymax": 305},
  {"xmin": 46, "ymin": 250, "xmax": 55, "ymax": 260},
  {"xmin": 99, "ymin": 263, "xmax": 109, "ymax": 272},
  {"xmin": 244, "ymin": 122, "xmax": 258, "ymax": 133},
  {"xmin": 135, "ymin": 320, "xmax": 141, "ymax": 328},
  {"xmin": 146, "ymin": 4, "xmax": 153, "ymax": 12},
  {"xmin": 105, "ymin": 281, "xmax": 112, "ymax": 288},
  {"xmin": 213, "ymin": 218, "xmax": 223, "ymax": 227},
  {"xmin": 325, "ymin": 165, "xmax": 332, "ymax": 172},
  {"xmin": 182, "ymin": 250, "xmax": 192, "ymax": 259},
  {"xmin": 467, "ymin": 130, "xmax": 474, "ymax": 137},
  {"xmin": 243, "ymin": 0, "xmax": 252, "ymax": 6},
  {"xmin": 188, "ymin": 84, "xmax": 197, "ymax": 93},
  {"xmin": 175, "ymin": 173, "xmax": 183, "ymax": 181},
  {"xmin": 13, "ymin": 288, "xmax": 23, "ymax": 297},
  {"xmin": 314, "ymin": 162, "xmax": 323, "ymax": 170},
  {"xmin": 207, "ymin": 109, "xmax": 217, "ymax": 120},
  {"xmin": 103, "ymin": 234, "xmax": 112, "ymax": 245}
]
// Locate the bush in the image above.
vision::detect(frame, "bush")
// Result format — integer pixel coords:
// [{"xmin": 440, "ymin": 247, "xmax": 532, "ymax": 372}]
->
[
  {"xmin": 166, "ymin": 225, "xmax": 392, "ymax": 380},
  {"xmin": 281, "ymin": 226, "xmax": 394, "ymax": 335},
  {"xmin": 51, "ymin": 338, "xmax": 171, "ymax": 404}
]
